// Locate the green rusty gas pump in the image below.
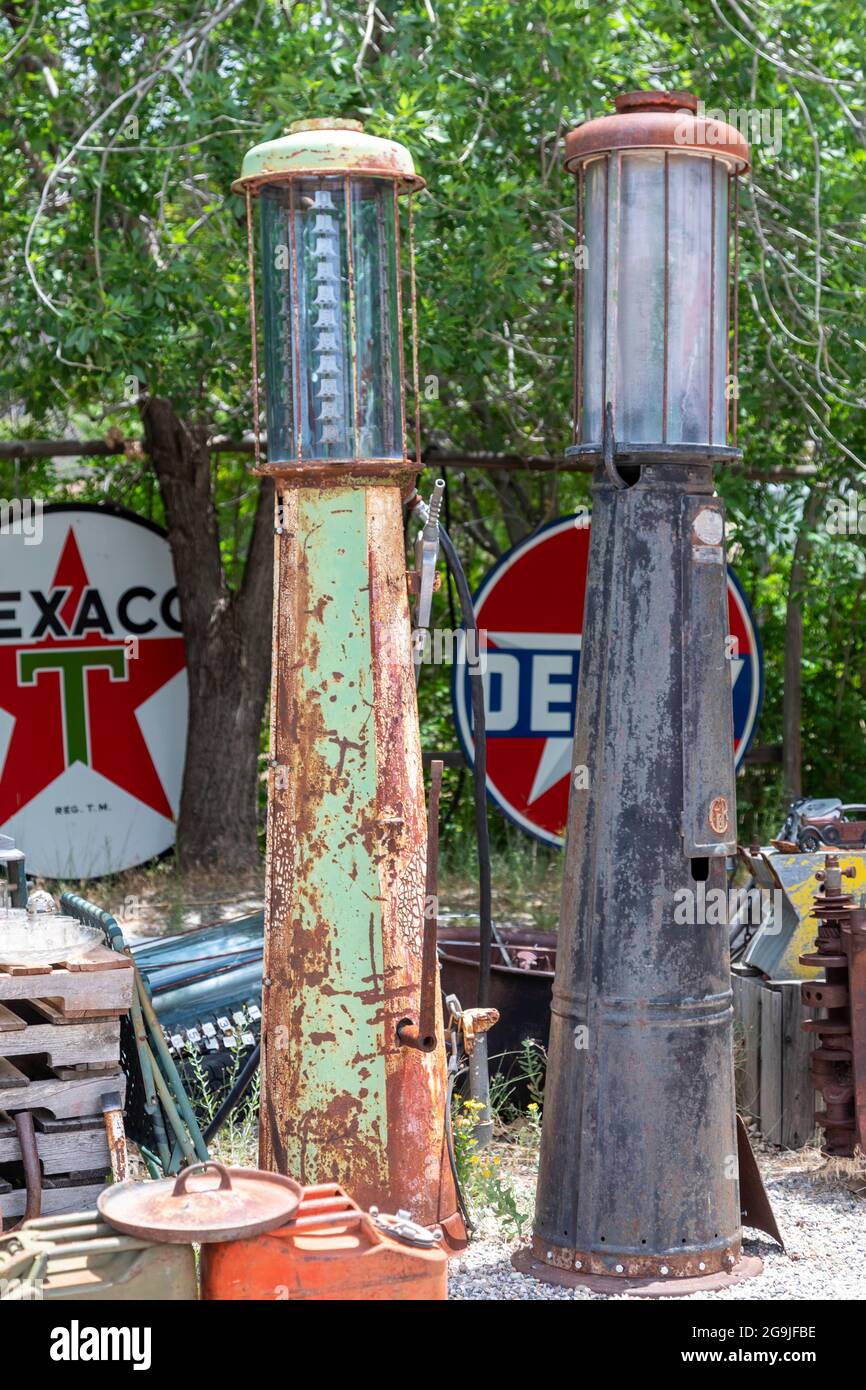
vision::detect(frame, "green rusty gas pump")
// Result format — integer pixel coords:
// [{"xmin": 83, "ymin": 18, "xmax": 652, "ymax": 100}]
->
[{"xmin": 235, "ymin": 120, "xmax": 464, "ymax": 1246}]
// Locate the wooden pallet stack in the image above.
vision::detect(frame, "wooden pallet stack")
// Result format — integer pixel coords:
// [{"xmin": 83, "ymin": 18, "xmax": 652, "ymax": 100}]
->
[{"xmin": 0, "ymin": 937, "xmax": 134, "ymax": 1224}]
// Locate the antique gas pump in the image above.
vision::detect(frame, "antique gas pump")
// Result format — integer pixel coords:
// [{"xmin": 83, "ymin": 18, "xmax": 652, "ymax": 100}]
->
[
  {"xmin": 235, "ymin": 120, "xmax": 464, "ymax": 1245},
  {"xmin": 515, "ymin": 92, "xmax": 765, "ymax": 1292}
]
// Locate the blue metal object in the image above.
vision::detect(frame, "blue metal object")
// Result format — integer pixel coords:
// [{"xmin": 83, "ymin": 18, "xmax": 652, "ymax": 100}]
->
[{"xmin": 61, "ymin": 893, "xmax": 209, "ymax": 1174}]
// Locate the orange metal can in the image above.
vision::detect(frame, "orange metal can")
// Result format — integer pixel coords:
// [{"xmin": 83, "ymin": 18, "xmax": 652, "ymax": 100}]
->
[{"xmin": 200, "ymin": 1184, "xmax": 447, "ymax": 1301}]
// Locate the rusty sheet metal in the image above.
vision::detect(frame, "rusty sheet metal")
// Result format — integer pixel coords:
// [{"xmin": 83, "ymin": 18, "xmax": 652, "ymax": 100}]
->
[
  {"xmin": 527, "ymin": 459, "xmax": 747, "ymax": 1285},
  {"xmin": 736, "ymin": 1113, "xmax": 784, "ymax": 1248},
  {"xmin": 397, "ymin": 758, "xmax": 442, "ymax": 1052},
  {"xmin": 261, "ymin": 482, "xmax": 460, "ymax": 1239},
  {"xmin": 742, "ymin": 848, "xmax": 866, "ymax": 981},
  {"xmin": 367, "ymin": 486, "xmax": 458, "ymax": 1232}
]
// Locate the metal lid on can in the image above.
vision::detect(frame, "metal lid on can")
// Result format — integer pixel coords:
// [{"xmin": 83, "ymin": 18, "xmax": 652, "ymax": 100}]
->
[{"xmin": 97, "ymin": 1162, "xmax": 303, "ymax": 1244}]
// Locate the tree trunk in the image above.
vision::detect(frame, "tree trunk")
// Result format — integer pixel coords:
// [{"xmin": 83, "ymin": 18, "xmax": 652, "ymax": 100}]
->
[
  {"xmin": 141, "ymin": 396, "xmax": 273, "ymax": 874},
  {"xmin": 782, "ymin": 486, "xmax": 822, "ymax": 803}
]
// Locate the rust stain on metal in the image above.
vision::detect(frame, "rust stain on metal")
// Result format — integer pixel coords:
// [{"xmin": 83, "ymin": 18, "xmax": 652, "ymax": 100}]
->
[{"xmin": 367, "ymin": 486, "xmax": 459, "ymax": 1228}]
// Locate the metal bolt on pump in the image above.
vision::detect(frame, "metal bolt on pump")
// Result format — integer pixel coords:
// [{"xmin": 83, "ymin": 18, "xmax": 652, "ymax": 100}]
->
[
  {"xmin": 235, "ymin": 119, "xmax": 464, "ymax": 1247},
  {"xmin": 513, "ymin": 92, "xmax": 776, "ymax": 1293}
]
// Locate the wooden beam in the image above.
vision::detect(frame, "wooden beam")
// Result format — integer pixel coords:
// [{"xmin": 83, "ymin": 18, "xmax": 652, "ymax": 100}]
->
[{"xmin": 0, "ymin": 435, "xmax": 819, "ymax": 482}]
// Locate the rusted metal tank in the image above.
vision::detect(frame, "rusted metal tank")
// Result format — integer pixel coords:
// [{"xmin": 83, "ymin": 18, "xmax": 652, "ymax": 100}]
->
[
  {"xmin": 200, "ymin": 1182, "xmax": 447, "ymax": 1301},
  {"xmin": 438, "ymin": 924, "xmax": 555, "ymax": 1077}
]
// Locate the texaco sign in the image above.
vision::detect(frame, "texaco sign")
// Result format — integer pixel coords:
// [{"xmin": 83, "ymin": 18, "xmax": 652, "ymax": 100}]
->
[{"xmin": 0, "ymin": 504, "xmax": 187, "ymax": 878}]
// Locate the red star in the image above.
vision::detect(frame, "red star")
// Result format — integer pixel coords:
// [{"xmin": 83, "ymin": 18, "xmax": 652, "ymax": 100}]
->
[{"xmin": 0, "ymin": 528, "xmax": 186, "ymax": 823}]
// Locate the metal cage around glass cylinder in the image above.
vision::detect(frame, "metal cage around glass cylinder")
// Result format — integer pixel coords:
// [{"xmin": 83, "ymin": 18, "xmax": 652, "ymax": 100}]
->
[
  {"xmin": 234, "ymin": 119, "xmax": 424, "ymax": 474},
  {"xmin": 566, "ymin": 92, "xmax": 750, "ymax": 458}
]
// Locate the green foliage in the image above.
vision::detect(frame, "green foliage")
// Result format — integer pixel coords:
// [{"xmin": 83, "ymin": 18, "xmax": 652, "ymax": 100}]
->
[
  {"xmin": 1, "ymin": 1, "xmax": 865, "ymax": 853},
  {"xmin": 452, "ymin": 1095, "xmax": 531, "ymax": 1237}
]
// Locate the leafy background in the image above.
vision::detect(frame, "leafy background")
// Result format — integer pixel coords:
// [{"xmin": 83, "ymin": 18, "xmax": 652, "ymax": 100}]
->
[{"xmin": 1, "ymin": 0, "xmax": 865, "ymax": 878}]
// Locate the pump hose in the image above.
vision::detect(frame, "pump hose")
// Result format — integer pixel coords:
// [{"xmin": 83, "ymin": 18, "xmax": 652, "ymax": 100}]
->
[
  {"xmin": 437, "ymin": 522, "xmax": 493, "ymax": 1009},
  {"xmin": 203, "ymin": 1041, "xmax": 261, "ymax": 1145}
]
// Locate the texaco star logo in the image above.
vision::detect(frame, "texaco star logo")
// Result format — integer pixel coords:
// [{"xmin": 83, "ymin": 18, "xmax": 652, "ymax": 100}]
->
[{"xmin": 0, "ymin": 507, "xmax": 187, "ymax": 878}]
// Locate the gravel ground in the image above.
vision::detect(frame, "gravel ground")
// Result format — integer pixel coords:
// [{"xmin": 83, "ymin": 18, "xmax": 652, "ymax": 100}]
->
[{"xmin": 448, "ymin": 1141, "xmax": 866, "ymax": 1301}]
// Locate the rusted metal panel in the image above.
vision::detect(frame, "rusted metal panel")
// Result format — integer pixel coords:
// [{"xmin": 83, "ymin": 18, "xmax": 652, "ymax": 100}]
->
[
  {"xmin": 681, "ymin": 496, "xmax": 737, "ymax": 857},
  {"xmin": 261, "ymin": 485, "xmax": 390, "ymax": 1195},
  {"xmin": 260, "ymin": 482, "xmax": 459, "ymax": 1233},
  {"xmin": 367, "ymin": 486, "xmax": 457, "ymax": 1227}
]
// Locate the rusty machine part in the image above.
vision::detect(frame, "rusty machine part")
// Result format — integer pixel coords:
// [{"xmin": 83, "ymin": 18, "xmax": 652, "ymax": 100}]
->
[
  {"xmin": 799, "ymin": 855, "xmax": 863, "ymax": 1155},
  {"xmin": 98, "ymin": 1161, "xmax": 303, "ymax": 1243},
  {"xmin": 844, "ymin": 905, "xmax": 866, "ymax": 1151},
  {"xmin": 101, "ymin": 1090, "xmax": 129, "ymax": 1186},
  {"xmin": 518, "ymin": 91, "xmax": 770, "ymax": 1295},
  {"xmin": 236, "ymin": 121, "xmax": 463, "ymax": 1245}
]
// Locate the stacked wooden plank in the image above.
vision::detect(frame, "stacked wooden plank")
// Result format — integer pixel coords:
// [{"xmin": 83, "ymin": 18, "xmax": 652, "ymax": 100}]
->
[{"xmin": 0, "ymin": 940, "xmax": 133, "ymax": 1223}]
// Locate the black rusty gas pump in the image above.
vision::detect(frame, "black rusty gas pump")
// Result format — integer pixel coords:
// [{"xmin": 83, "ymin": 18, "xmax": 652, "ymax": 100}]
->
[{"xmin": 515, "ymin": 92, "xmax": 779, "ymax": 1295}]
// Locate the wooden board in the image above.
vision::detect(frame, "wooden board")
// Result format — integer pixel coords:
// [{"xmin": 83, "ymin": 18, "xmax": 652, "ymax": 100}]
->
[
  {"xmin": 732, "ymin": 969, "xmax": 762, "ymax": 1120},
  {"xmin": 779, "ymin": 980, "xmax": 818, "ymax": 1149},
  {"xmin": 28, "ymin": 998, "xmax": 125, "ymax": 1026},
  {"xmin": 760, "ymin": 984, "xmax": 784, "ymax": 1144},
  {"xmin": 0, "ymin": 1016, "xmax": 119, "ymax": 1067},
  {"xmin": 0, "ymin": 959, "xmax": 53, "ymax": 977},
  {"xmin": 0, "ymin": 963, "xmax": 133, "ymax": 1014},
  {"xmin": 0, "ymin": 1181, "xmax": 106, "ymax": 1222},
  {"xmin": 0, "ymin": 942, "xmax": 130, "ymax": 976},
  {"xmin": 0, "ymin": 1056, "xmax": 28, "ymax": 1089},
  {"xmin": 0, "ymin": 1067, "xmax": 126, "ymax": 1118},
  {"xmin": 0, "ymin": 1003, "xmax": 26, "ymax": 1033},
  {"xmin": 0, "ymin": 1122, "xmax": 109, "ymax": 1175}
]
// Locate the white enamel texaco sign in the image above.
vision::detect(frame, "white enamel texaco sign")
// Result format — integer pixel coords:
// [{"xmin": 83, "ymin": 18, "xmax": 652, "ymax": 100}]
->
[{"xmin": 0, "ymin": 505, "xmax": 187, "ymax": 878}]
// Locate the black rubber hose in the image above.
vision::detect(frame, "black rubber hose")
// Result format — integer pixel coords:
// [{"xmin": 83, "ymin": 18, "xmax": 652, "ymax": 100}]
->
[
  {"xmin": 203, "ymin": 1041, "xmax": 261, "ymax": 1145},
  {"xmin": 445, "ymin": 1062, "xmax": 473, "ymax": 1235},
  {"xmin": 438, "ymin": 522, "xmax": 493, "ymax": 1008}
]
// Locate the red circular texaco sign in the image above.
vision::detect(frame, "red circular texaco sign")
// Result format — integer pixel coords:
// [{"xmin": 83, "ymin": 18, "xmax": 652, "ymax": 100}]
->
[
  {"xmin": 452, "ymin": 512, "xmax": 763, "ymax": 848},
  {"xmin": 0, "ymin": 505, "xmax": 187, "ymax": 878}
]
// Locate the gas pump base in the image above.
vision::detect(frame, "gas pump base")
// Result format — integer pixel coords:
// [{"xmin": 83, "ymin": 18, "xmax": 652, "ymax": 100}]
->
[{"xmin": 512, "ymin": 1246, "xmax": 762, "ymax": 1298}]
